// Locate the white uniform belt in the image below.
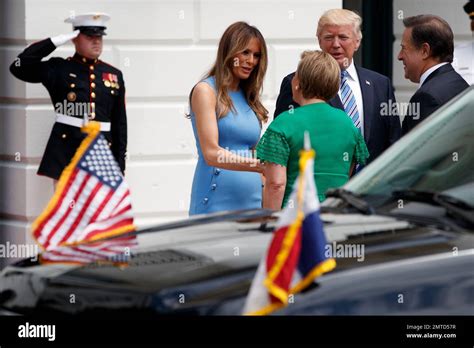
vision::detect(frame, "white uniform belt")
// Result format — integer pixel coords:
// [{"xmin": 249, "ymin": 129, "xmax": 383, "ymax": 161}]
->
[{"xmin": 55, "ymin": 114, "xmax": 111, "ymax": 132}]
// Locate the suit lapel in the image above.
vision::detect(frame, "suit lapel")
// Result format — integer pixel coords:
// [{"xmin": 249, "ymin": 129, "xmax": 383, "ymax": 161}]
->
[
  {"xmin": 328, "ymin": 95, "xmax": 344, "ymax": 110},
  {"xmin": 356, "ymin": 66, "xmax": 373, "ymax": 143},
  {"xmin": 421, "ymin": 63, "xmax": 453, "ymax": 86}
]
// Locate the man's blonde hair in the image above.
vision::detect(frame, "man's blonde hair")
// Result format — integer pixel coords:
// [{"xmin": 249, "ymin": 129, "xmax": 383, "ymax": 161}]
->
[
  {"xmin": 297, "ymin": 50, "xmax": 340, "ymax": 101},
  {"xmin": 317, "ymin": 9, "xmax": 363, "ymax": 40}
]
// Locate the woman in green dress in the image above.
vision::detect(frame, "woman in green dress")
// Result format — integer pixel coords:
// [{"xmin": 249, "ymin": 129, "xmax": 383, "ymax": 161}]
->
[{"xmin": 256, "ymin": 50, "xmax": 369, "ymax": 209}]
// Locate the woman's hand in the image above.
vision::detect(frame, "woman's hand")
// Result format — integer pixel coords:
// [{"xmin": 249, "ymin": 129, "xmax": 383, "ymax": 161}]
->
[
  {"xmin": 192, "ymin": 82, "xmax": 265, "ymax": 173},
  {"xmin": 254, "ymin": 160, "xmax": 265, "ymax": 174}
]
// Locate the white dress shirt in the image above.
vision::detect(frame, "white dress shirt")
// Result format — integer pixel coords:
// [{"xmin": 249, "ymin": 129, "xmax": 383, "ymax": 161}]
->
[
  {"xmin": 419, "ymin": 62, "xmax": 449, "ymax": 87},
  {"xmin": 338, "ymin": 61, "xmax": 364, "ymax": 136}
]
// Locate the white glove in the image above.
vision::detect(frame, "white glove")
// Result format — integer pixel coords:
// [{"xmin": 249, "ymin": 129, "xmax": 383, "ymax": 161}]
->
[{"xmin": 51, "ymin": 30, "xmax": 80, "ymax": 47}]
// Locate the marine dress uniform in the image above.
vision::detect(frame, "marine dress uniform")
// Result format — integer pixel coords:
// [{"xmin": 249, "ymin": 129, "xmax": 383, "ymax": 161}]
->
[{"xmin": 9, "ymin": 13, "xmax": 127, "ymax": 180}]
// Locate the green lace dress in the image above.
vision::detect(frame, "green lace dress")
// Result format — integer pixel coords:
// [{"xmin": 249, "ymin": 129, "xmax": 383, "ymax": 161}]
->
[{"xmin": 257, "ymin": 102, "xmax": 369, "ymax": 207}]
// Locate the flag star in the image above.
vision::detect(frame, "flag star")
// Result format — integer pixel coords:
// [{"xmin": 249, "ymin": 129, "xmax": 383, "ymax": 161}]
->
[{"xmin": 81, "ymin": 162, "xmax": 87, "ymax": 167}]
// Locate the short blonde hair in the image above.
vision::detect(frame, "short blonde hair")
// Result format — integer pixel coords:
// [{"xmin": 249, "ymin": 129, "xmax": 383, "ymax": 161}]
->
[
  {"xmin": 317, "ymin": 9, "xmax": 363, "ymax": 40},
  {"xmin": 297, "ymin": 50, "xmax": 340, "ymax": 101}
]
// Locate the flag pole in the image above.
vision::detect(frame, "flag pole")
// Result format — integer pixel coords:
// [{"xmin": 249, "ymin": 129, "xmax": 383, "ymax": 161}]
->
[
  {"xmin": 304, "ymin": 130, "xmax": 311, "ymax": 151},
  {"xmin": 83, "ymin": 113, "xmax": 89, "ymax": 127}
]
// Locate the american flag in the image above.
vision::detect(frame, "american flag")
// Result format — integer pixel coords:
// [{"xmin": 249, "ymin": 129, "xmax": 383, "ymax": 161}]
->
[
  {"xmin": 40, "ymin": 235, "xmax": 137, "ymax": 265},
  {"xmin": 32, "ymin": 122, "xmax": 136, "ymax": 252}
]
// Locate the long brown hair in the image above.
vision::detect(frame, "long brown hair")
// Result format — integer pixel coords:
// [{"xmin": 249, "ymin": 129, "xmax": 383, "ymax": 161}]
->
[{"xmin": 206, "ymin": 21, "xmax": 268, "ymax": 123}]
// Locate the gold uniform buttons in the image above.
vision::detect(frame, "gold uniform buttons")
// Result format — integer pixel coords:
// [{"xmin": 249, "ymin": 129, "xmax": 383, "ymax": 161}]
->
[
  {"xmin": 89, "ymin": 112, "xmax": 96, "ymax": 119},
  {"xmin": 89, "ymin": 65, "xmax": 94, "ymax": 71},
  {"xmin": 91, "ymin": 82, "xmax": 96, "ymax": 88},
  {"xmin": 90, "ymin": 74, "xmax": 96, "ymax": 80},
  {"xmin": 111, "ymin": 90, "xmax": 115, "ymax": 95},
  {"xmin": 62, "ymin": 133, "xmax": 67, "ymax": 139},
  {"xmin": 91, "ymin": 92, "xmax": 96, "ymax": 98},
  {"xmin": 70, "ymin": 83, "xmax": 75, "ymax": 88},
  {"xmin": 91, "ymin": 102, "xmax": 96, "ymax": 109},
  {"xmin": 82, "ymin": 57, "xmax": 87, "ymax": 63},
  {"xmin": 67, "ymin": 92, "xmax": 76, "ymax": 101}
]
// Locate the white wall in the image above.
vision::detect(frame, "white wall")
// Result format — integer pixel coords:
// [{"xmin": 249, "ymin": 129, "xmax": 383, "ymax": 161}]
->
[{"xmin": 0, "ymin": 0, "xmax": 341, "ymax": 267}]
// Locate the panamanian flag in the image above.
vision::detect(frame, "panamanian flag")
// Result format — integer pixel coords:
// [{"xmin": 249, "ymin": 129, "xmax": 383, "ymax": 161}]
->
[{"xmin": 243, "ymin": 135, "xmax": 336, "ymax": 315}]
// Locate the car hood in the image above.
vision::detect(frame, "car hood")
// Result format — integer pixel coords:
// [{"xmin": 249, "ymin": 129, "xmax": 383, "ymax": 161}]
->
[{"xmin": 0, "ymin": 210, "xmax": 470, "ymax": 315}]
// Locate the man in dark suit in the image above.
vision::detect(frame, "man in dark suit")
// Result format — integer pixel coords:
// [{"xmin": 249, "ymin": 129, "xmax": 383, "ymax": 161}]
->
[
  {"xmin": 274, "ymin": 9, "xmax": 401, "ymax": 166},
  {"xmin": 398, "ymin": 15, "xmax": 469, "ymax": 135},
  {"xmin": 10, "ymin": 13, "xmax": 128, "ymax": 182}
]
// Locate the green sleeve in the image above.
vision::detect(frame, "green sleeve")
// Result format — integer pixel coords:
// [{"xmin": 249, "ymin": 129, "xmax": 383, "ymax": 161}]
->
[
  {"xmin": 354, "ymin": 131, "xmax": 369, "ymax": 165},
  {"xmin": 256, "ymin": 127, "xmax": 290, "ymax": 167}
]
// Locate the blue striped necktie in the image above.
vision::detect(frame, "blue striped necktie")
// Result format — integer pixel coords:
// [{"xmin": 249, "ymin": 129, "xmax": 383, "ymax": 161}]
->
[{"xmin": 340, "ymin": 70, "xmax": 361, "ymax": 131}]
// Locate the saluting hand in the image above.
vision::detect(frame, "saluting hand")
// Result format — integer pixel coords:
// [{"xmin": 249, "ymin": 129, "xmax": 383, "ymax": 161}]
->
[{"xmin": 51, "ymin": 29, "xmax": 80, "ymax": 47}]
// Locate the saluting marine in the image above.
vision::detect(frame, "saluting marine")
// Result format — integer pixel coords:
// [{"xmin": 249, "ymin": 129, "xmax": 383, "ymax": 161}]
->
[{"xmin": 10, "ymin": 13, "xmax": 128, "ymax": 181}]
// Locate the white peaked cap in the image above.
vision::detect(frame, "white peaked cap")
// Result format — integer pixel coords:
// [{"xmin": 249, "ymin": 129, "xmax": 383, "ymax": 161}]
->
[{"xmin": 64, "ymin": 13, "xmax": 111, "ymax": 28}]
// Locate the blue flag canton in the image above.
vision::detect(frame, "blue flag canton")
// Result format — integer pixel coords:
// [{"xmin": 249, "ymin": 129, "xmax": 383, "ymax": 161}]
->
[{"xmin": 79, "ymin": 135, "xmax": 123, "ymax": 187}]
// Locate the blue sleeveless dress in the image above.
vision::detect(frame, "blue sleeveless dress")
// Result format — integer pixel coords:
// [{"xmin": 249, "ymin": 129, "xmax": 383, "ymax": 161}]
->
[{"xmin": 189, "ymin": 76, "xmax": 262, "ymax": 215}]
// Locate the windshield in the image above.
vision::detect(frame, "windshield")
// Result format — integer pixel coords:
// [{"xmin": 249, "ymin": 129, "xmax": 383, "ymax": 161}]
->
[{"xmin": 342, "ymin": 86, "xmax": 474, "ymax": 209}]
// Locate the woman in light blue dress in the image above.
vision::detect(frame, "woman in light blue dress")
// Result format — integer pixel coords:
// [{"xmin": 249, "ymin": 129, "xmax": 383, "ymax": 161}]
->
[{"xmin": 189, "ymin": 22, "xmax": 269, "ymax": 215}]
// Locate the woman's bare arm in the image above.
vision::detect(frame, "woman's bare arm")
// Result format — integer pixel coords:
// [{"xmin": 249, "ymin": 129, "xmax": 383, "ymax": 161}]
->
[
  {"xmin": 192, "ymin": 82, "xmax": 263, "ymax": 173},
  {"xmin": 263, "ymin": 163, "xmax": 287, "ymax": 210}
]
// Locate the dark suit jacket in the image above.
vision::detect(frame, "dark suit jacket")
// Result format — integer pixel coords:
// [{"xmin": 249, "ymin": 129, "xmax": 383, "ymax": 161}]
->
[
  {"xmin": 402, "ymin": 64, "xmax": 469, "ymax": 135},
  {"xmin": 274, "ymin": 66, "xmax": 401, "ymax": 164}
]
